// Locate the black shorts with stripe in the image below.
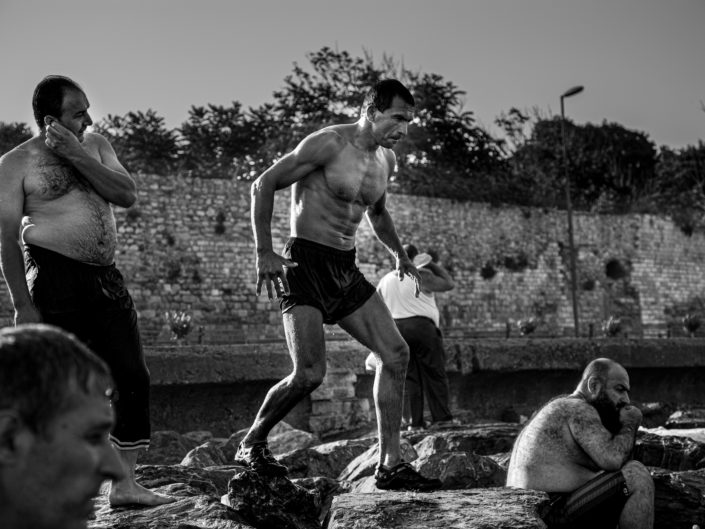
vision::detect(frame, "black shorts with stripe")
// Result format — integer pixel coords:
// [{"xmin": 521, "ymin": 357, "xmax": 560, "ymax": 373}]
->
[{"xmin": 542, "ymin": 470, "xmax": 630, "ymax": 529}]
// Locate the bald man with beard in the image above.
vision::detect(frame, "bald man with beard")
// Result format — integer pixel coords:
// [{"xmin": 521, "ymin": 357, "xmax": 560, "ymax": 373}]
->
[{"xmin": 507, "ymin": 358, "xmax": 654, "ymax": 529}]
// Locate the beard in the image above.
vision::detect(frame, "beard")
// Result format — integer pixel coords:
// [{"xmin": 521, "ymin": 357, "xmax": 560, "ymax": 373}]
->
[{"xmin": 591, "ymin": 392, "xmax": 623, "ymax": 435}]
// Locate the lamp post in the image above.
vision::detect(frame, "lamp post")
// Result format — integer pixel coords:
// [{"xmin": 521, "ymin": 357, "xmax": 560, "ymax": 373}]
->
[{"xmin": 560, "ymin": 85, "xmax": 584, "ymax": 337}]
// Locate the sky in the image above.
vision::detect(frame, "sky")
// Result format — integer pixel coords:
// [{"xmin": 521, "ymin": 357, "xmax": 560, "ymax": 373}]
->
[{"xmin": 1, "ymin": 0, "xmax": 703, "ymax": 149}]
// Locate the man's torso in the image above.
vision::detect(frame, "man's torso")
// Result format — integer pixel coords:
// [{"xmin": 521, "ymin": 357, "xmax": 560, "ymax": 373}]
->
[
  {"xmin": 291, "ymin": 125, "xmax": 391, "ymax": 250},
  {"xmin": 20, "ymin": 136, "xmax": 117, "ymax": 265},
  {"xmin": 377, "ymin": 271, "xmax": 439, "ymax": 326}
]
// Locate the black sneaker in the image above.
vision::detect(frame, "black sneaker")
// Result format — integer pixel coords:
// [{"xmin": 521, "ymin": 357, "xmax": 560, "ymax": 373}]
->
[
  {"xmin": 374, "ymin": 462, "xmax": 442, "ymax": 491},
  {"xmin": 233, "ymin": 441, "xmax": 288, "ymax": 476}
]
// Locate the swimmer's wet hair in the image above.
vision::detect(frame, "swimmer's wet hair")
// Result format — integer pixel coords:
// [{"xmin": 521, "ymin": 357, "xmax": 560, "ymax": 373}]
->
[
  {"xmin": 362, "ymin": 79, "xmax": 415, "ymax": 113},
  {"xmin": 0, "ymin": 324, "xmax": 113, "ymax": 436},
  {"xmin": 32, "ymin": 75, "xmax": 84, "ymax": 130}
]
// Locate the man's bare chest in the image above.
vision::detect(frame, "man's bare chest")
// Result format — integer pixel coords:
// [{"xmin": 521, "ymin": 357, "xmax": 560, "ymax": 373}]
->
[
  {"xmin": 323, "ymin": 150, "xmax": 389, "ymax": 205},
  {"xmin": 27, "ymin": 156, "xmax": 91, "ymax": 199}
]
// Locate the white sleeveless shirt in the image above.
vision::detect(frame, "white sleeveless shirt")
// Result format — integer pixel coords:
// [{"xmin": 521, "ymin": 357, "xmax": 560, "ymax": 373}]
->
[{"xmin": 377, "ymin": 271, "xmax": 440, "ymax": 327}]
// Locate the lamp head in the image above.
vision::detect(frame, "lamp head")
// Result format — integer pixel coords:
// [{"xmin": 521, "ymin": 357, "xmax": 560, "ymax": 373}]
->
[{"xmin": 561, "ymin": 85, "xmax": 584, "ymax": 99}]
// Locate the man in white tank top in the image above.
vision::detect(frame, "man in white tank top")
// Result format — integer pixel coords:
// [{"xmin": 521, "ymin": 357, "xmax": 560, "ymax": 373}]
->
[{"xmin": 377, "ymin": 245, "xmax": 455, "ymax": 429}]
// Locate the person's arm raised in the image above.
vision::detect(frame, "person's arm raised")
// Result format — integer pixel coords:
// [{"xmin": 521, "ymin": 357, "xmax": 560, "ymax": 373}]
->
[
  {"xmin": 45, "ymin": 124, "xmax": 136, "ymax": 207},
  {"xmin": 418, "ymin": 263, "xmax": 454, "ymax": 293},
  {"xmin": 250, "ymin": 130, "xmax": 342, "ymax": 299}
]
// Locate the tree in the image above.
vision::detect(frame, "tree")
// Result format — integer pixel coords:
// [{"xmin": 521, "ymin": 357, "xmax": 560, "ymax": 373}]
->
[
  {"xmin": 0, "ymin": 121, "xmax": 33, "ymax": 156},
  {"xmin": 92, "ymin": 110, "xmax": 179, "ymax": 175},
  {"xmin": 179, "ymin": 102, "xmax": 260, "ymax": 178}
]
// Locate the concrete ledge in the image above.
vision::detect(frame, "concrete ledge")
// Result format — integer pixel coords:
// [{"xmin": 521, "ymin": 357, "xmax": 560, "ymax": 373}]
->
[{"xmin": 145, "ymin": 338, "xmax": 705, "ymax": 386}]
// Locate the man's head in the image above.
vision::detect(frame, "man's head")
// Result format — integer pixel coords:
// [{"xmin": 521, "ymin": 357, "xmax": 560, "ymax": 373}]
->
[
  {"xmin": 577, "ymin": 358, "xmax": 631, "ymax": 434},
  {"xmin": 0, "ymin": 324, "xmax": 123, "ymax": 529},
  {"xmin": 404, "ymin": 244, "xmax": 419, "ymax": 261},
  {"xmin": 361, "ymin": 79, "xmax": 415, "ymax": 148},
  {"xmin": 32, "ymin": 75, "xmax": 93, "ymax": 141}
]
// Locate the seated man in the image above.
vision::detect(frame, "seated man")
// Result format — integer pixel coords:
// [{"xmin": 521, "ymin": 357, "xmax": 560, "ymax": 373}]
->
[
  {"xmin": 0, "ymin": 324, "xmax": 124, "ymax": 529},
  {"xmin": 506, "ymin": 358, "xmax": 654, "ymax": 529}
]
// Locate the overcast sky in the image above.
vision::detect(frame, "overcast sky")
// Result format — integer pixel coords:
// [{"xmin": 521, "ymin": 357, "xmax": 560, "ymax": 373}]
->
[{"xmin": 1, "ymin": 0, "xmax": 703, "ymax": 148}]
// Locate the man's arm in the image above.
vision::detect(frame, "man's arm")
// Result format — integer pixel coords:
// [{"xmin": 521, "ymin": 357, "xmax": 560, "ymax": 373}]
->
[
  {"xmin": 250, "ymin": 130, "xmax": 342, "ymax": 299},
  {"xmin": 419, "ymin": 262, "xmax": 454, "ymax": 294},
  {"xmin": 568, "ymin": 401, "xmax": 641, "ymax": 471},
  {"xmin": 0, "ymin": 152, "xmax": 41, "ymax": 324},
  {"xmin": 366, "ymin": 190, "xmax": 420, "ymax": 296},
  {"xmin": 45, "ymin": 124, "xmax": 136, "ymax": 207}
]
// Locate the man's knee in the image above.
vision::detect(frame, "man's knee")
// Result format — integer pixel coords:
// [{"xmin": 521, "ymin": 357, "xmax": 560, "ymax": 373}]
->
[
  {"xmin": 378, "ymin": 341, "xmax": 410, "ymax": 373},
  {"xmin": 291, "ymin": 364, "xmax": 326, "ymax": 394},
  {"xmin": 622, "ymin": 460, "xmax": 654, "ymax": 496}
]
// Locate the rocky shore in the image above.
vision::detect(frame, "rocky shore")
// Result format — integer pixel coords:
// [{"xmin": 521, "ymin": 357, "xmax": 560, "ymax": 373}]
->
[{"xmin": 91, "ymin": 418, "xmax": 705, "ymax": 528}]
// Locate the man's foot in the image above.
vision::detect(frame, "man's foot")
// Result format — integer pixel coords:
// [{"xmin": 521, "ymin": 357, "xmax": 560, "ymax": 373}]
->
[
  {"xmin": 374, "ymin": 462, "xmax": 442, "ymax": 491},
  {"xmin": 234, "ymin": 441, "xmax": 288, "ymax": 476},
  {"xmin": 406, "ymin": 424, "xmax": 425, "ymax": 432},
  {"xmin": 109, "ymin": 481, "xmax": 176, "ymax": 508}
]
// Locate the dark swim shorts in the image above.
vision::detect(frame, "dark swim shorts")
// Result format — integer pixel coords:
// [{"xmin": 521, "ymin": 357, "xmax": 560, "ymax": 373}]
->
[
  {"xmin": 279, "ymin": 237, "xmax": 376, "ymax": 324},
  {"xmin": 541, "ymin": 470, "xmax": 630, "ymax": 529}
]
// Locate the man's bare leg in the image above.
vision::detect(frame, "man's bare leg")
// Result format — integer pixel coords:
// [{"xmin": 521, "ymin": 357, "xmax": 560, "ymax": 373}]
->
[
  {"xmin": 619, "ymin": 461, "xmax": 654, "ymax": 529},
  {"xmin": 241, "ymin": 306, "xmax": 326, "ymax": 445},
  {"xmin": 108, "ymin": 448, "xmax": 175, "ymax": 507},
  {"xmin": 339, "ymin": 294, "xmax": 408, "ymax": 468}
]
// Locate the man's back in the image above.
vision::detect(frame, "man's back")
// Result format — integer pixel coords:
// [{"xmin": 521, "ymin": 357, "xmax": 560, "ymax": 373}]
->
[{"xmin": 507, "ymin": 397, "xmax": 603, "ymax": 492}]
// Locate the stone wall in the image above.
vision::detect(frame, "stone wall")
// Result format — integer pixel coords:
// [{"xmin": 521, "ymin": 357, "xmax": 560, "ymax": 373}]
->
[{"xmin": 1, "ymin": 173, "xmax": 704, "ymax": 342}]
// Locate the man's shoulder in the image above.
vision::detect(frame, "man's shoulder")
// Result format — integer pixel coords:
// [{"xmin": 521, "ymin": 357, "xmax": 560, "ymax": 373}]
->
[{"xmin": 0, "ymin": 138, "xmax": 41, "ymax": 173}]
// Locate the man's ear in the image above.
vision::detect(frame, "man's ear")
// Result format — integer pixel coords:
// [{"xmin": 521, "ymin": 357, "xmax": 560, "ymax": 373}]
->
[
  {"xmin": 586, "ymin": 376, "xmax": 602, "ymax": 396},
  {"xmin": 365, "ymin": 104, "xmax": 378, "ymax": 123},
  {"xmin": 0, "ymin": 411, "xmax": 26, "ymax": 463}
]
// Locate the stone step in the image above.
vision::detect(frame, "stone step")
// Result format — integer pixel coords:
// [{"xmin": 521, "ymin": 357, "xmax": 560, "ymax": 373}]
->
[{"xmin": 325, "ymin": 489, "xmax": 548, "ymax": 529}]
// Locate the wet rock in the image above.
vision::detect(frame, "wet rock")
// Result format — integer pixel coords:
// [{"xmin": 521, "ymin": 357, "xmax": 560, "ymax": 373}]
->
[
  {"xmin": 325, "ymin": 488, "xmax": 549, "ymax": 529},
  {"xmin": 412, "ymin": 423, "xmax": 522, "ymax": 457},
  {"xmin": 183, "ymin": 430, "xmax": 215, "ymax": 445},
  {"xmin": 226, "ymin": 469, "xmax": 322, "ymax": 529},
  {"xmin": 635, "ymin": 431, "xmax": 705, "ymax": 470},
  {"xmin": 293, "ymin": 476, "xmax": 351, "ymax": 522},
  {"xmin": 644, "ymin": 426, "xmax": 705, "ymax": 445},
  {"xmin": 415, "ymin": 451, "xmax": 506, "ymax": 489},
  {"xmin": 652, "ymin": 468, "xmax": 705, "ymax": 529},
  {"xmin": 140, "ymin": 430, "xmax": 200, "ymax": 465},
  {"xmin": 489, "ymin": 451, "xmax": 512, "ymax": 470},
  {"xmin": 181, "ymin": 440, "xmax": 229, "ymax": 468},
  {"xmin": 640, "ymin": 402, "xmax": 673, "ymax": 428},
  {"xmin": 278, "ymin": 438, "xmax": 376, "ymax": 479},
  {"xmin": 223, "ymin": 421, "xmax": 320, "ymax": 459},
  {"xmin": 666, "ymin": 409, "xmax": 705, "ymax": 429},
  {"xmin": 337, "ymin": 437, "xmax": 417, "ymax": 481}
]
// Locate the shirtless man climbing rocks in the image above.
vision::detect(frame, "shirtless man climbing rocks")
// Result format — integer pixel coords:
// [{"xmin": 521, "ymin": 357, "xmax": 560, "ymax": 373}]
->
[{"xmin": 238, "ymin": 79, "xmax": 441, "ymax": 492}]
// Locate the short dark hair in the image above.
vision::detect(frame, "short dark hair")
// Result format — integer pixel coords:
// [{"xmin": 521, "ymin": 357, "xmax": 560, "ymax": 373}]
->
[
  {"xmin": 32, "ymin": 75, "xmax": 84, "ymax": 130},
  {"xmin": 362, "ymin": 79, "xmax": 415, "ymax": 114},
  {"xmin": 404, "ymin": 244, "xmax": 419, "ymax": 261},
  {"xmin": 0, "ymin": 324, "xmax": 113, "ymax": 436}
]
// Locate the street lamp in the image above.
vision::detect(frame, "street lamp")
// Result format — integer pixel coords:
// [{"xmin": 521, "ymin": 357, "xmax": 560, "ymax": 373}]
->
[{"xmin": 560, "ymin": 85, "xmax": 584, "ymax": 338}]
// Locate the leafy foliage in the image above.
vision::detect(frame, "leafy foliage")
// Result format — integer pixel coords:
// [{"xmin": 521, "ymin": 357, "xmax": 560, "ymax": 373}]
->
[
  {"xmin": 93, "ymin": 110, "xmax": 179, "ymax": 174},
  {"xmin": 0, "ymin": 121, "xmax": 33, "ymax": 156}
]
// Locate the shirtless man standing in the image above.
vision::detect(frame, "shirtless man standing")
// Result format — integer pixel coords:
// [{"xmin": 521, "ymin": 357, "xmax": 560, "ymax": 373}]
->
[
  {"xmin": 240, "ymin": 79, "xmax": 441, "ymax": 491},
  {"xmin": 0, "ymin": 75, "xmax": 172, "ymax": 507},
  {"xmin": 507, "ymin": 358, "xmax": 654, "ymax": 528}
]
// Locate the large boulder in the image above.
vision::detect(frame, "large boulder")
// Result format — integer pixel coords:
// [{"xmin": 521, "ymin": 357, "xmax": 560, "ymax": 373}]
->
[
  {"xmin": 412, "ymin": 423, "xmax": 522, "ymax": 457},
  {"xmin": 652, "ymin": 468, "xmax": 705, "ymax": 529},
  {"xmin": 337, "ymin": 438, "xmax": 417, "ymax": 482},
  {"xmin": 325, "ymin": 488, "xmax": 549, "ymax": 529},
  {"xmin": 181, "ymin": 440, "xmax": 229, "ymax": 468},
  {"xmin": 635, "ymin": 431, "xmax": 705, "ymax": 470},
  {"xmin": 225, "ymin": 469, "xmax": 322, "ymax": 529},
  {"xmin": 415, "ymin": 451, "xmax": 506, "ymax": 489},
  {"xmin": 223, "ymin": 421, "xmax": 320, "ymax": 459},
  {"xmin": 666, "ymin": 409, "xmax": 705, "ymax": 430},
  {"xmin": 278, "ymin": 438, "xmax": 377, "ymax": 479}
]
